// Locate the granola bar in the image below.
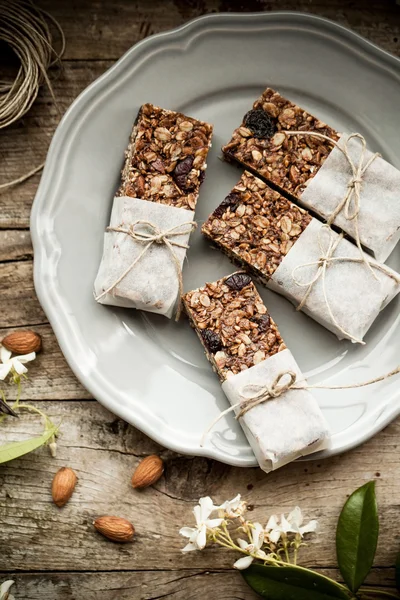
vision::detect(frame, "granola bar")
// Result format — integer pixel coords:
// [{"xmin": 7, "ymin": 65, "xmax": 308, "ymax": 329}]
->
[
  {"xmin": 118, "ymin": 103, "xmax": 213, "ymax": 210},
  {"xmin": 183, "ymin": 272, "xmax": 330, "ymax": 473},
  {"xmin": 201, "ymin": 171, "xmax": 312, "ymax": 284},
  {"xmin": 222, "ymin": 87, "xmax": 339, "ymax": 199},
  {"xmin": 202, "ymin": 174, "xmax": 400, "ymax": 343},
  {"xmin": 182, "ymin": 271, "xmax": 286, "ymax": 381},
  {"xmin": 222, "ymin": 87, "xmax": 400, "ymax": 262}
]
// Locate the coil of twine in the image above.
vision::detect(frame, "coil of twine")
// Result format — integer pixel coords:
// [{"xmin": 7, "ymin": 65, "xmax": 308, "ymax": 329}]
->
[{"xmin": 0, "ymin": 0, "xmax": 65, "ymax": 191}]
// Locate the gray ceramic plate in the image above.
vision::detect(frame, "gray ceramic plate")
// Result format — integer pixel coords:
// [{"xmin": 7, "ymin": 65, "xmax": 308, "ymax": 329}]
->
[{"xmin": 31, "ymin": 12, "xmax": 400, "ymax": 467}]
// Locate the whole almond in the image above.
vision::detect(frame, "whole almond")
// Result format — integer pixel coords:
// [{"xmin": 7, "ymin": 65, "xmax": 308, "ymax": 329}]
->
[
  {"xmin": 131, "ymin": 455, "xmax": 164, "ymax": 489},
  {"xmin": 94, "ymin": 516, "xmax": 135, "ymax": 542},
  {"xmin": 2, "ymin": 330, "xmax": 42, "ymax": 354},
  {"xmin": 52, "ymin": 467, "xmax": 78, "ymax": 507}
]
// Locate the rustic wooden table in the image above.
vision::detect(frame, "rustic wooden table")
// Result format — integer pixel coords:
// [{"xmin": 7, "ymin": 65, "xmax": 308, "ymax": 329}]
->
[{"xmin": 0, "ymin": 1, "xmax": 399, "ymax": 598}]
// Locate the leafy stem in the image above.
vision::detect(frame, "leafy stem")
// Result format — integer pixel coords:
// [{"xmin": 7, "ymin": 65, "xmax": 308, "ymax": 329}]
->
[{"xmin": 359, "ymin": 588, "xmax": 400, "ymax": 599}]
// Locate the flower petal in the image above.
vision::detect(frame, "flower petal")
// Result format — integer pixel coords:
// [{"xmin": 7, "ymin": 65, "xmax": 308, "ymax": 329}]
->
[
  {"xmin": 281, "ymin": 514, "xmax": 295, "ymax": 534},
  {"xmin": 0, "ymin": 347, "xmax": 12, "ymax": 364},
  {"xmin": 0, "ymin": 580, "xmax": 15, "ymax": 597},
  {"xmin": 193, "ymin": 504, "xmax": 201, "ymax": 526},
  {"xmin": 255, "ymin": 549, "xmax": 269, "ymax": 560},
  {"xmin": 252, "ymin": 522, "xmax": 264, "ymax": 548},
  {"xmin": 179, "ymin": 527, "xmax": 196, "ymax": 539},
  {"xmin": 11, "ymin": 359, "xmax": 28, "ymax": 376},
  {"xmin": 234, "ymin": 555, "xmax": 254, "ymax": 570},
  {"xmin": 196, "ymin": 523, "xmax": 207, "ymax": 550},
  {"xmin": 181, "ymin": 542, "xmax": 199, "ymax": 553},
  {"xmin": 299, "ymin": 519, "xmax": 318, "ymax": 535},
  {"xmin": 16, "ymin": 352, "xmax": 36, "ymax": 364},
  {"xmin": 265, "ymin": 514, "xmax": 279, "ymax": 531},
  {"xmin": 237, "ymin": 538, "xmax": 249, "ymax": 550},
  {"xmin": 287, "ymin": 506, "xmax": 303, "ymax": 527},
  {"xmin": 205, "ymin": 518, "xmax": 224, "ymax": 530},
  {"xmin": 0, "ymin": 362, "xmax": 12, "ymax": 381},
  {"xmin": 199, "ymin": 496, "xmax": 214, "ymax": 520},
  {"xmin": 268, "ymin": 528, "xmax": 281, "ymax": 544}
]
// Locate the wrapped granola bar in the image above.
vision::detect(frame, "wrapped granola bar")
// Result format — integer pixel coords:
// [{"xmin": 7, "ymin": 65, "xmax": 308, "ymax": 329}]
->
[
  {"xmin": 202, "ymin": 172, "xmax": 400, "ymax": 343},
  {"xmin": 94, "ymin": 104, "xmax": 213, "ymax": 318},
  {"xmin": 223, "ymin": 87, "xmax": 400, "ymax": 262},
  {"xmin": 182, "ymin": 273, "xmax": 330, "ymax": 472}
]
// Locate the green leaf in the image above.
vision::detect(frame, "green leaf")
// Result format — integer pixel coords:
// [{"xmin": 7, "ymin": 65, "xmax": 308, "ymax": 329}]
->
[
  {"xmin": 0, "ymin": 425, "xmax": 58, "ymax": 464},
  {"xmin": 395, "ymin": 551, "xmax": 400, "ymax": 592},
  {"xmin": 242, "ymin": 564, "xmax": 352, "ymax": 600},
  {"xmin": 336, "ymin": 481, "xmax": 379, "ymax": 593}
]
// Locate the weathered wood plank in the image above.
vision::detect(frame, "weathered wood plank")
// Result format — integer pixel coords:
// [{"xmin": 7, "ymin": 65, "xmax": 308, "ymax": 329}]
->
[
  {"xmin": 0, "ymin": 401, "xmax": 399, "ymax": 574},
  {"xmin": 0, "ymin": 230, "xmax": 32, "ymax": 262},
  {"xmin": 0, "ymin": 569, "xmax": 395, "ymax": 600},
  {"xmin": 0, "ymin": 325, "xmax": 90, "ymax": 400},
  {"xmin": 36, "ymin": 0, "xmax": 400, "ymax": 61},
  {"xmin": 0, "ymin": 61, "xmax": 112, "ymax": 229},
  {"xmin": 0, "ymin": 262, "xmax": 47, "ymax": 327}
]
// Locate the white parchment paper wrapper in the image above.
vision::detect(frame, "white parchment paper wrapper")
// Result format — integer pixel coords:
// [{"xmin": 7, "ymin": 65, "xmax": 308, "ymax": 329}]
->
[
  {"xmin": 268, "ymin": 219, "xmax": 400, "ymax": 342},
  {"xmin": 300, "ymin": 134, "xmax": 400, "ymax": 262},
  {"xmin": 94, "ymin": 196, "xmax": 194, "ymax": 318},
  {"xmin": 222, "ymin": 349, "xmax": 330, "ymax": 473}
]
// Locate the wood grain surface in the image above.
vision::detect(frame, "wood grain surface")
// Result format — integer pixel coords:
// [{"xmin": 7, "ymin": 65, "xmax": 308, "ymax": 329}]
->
[{"xmin": 0, "ymin": 1, "xmax": 399, "ymax": 598}]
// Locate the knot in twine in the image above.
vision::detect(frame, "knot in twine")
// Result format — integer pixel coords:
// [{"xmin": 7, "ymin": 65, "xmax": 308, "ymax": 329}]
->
[
  {"xmin": 200, "ymin": 365, "xmax": 400, "ymax": 445},
  {"xmin": 283, "ymin": 130, "xmax": 380, "ymax": 276},
  {"xmin": 291, "ymin": 225, "xmax": 400, "ymax": 344},
  {"xmin": 95, "ymin": 219, "xmax": 197, "ymax": 320}
]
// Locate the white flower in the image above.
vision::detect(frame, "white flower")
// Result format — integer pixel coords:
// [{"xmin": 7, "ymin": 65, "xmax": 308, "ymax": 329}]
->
[
  {"xmin": 286, "ymin": 506, "xmax": 318, "ymax": 537},
  {"xmin": 0, "ymin": 580, "xmax": 15, "ymax": 600},
  {"xmin": 218, "ymin": 494, "xmax": 247, "ymax": 519},
  {"xmin": 180, "ymin": 496, "xmax": 224, "ymax": 552},
  {"xmin": 234, "ymin": 523, "xmax": 269, "ymax": 570},
  {"xmin": 265, "ymin": 507, "xmax": 317, "ymax": 543},
  {"xmin": 49, "ymin": 441, "xmax": 57, "ymax": 458},
  {"xmin": 0, "ymin": 346, "xmax": 36, "ymax": 381}
]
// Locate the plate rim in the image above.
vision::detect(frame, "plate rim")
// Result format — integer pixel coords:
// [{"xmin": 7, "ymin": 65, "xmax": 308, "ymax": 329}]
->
[{"xmin": 30, "ymin": 11, "xmax": 400, "ymax": 466}]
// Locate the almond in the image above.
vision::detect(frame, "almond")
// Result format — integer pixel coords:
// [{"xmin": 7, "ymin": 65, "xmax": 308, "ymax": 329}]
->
[
  {"xmin": 2, "ymin": 330, "xmax": 42, "ymax": 354},
  {"xmin": 131, "ymin": 455, "xmax": 164, "ymax": 489},
  {"xmin": 52, "ymin": 467, "xmax": 78, "ymax": 507},
  {"xmin": 94, "ymin": 516, "xmax": 135, "ymax": 543}
]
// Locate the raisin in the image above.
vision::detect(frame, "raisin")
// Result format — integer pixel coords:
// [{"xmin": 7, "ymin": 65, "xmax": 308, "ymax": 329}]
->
[
  {"xmin": 173, "ymin": 156, "xmax": 194, "ymax": 190},
  {"xmin": 225, "ymin": 273, "xmax": 252, "ymax": 291},
  {"xmin": 244, "ymin": 109, "xmax": 276, "ymax": 139},
  {"xmin": 201, "ymin": 329, "xmax": 223, "ymax": 354},
  {"xmin": 199, "ymin": 170, "xmax": 205, "ymax": 184},
  {"xmin": 251, "ymin": 314, "xmax": 271, "ymax": 332},
  {"xmin": 213, "ymin": 192, "xmax": 241, "ymax": 218},
  {"xmin": 151, "ymin": 158, "xmax": 165, "ymax": 173}
]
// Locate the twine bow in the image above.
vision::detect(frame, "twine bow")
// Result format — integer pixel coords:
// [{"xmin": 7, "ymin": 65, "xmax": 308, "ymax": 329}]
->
[
  {"xmin": 95, "ymin": 219, "xmax": 197, "ymax": 320},
  {"xmin": 290, "ymin": 225, "xmax": 400, "ymax": 344},
  {"xmin": 283, "ymin": 131, "xmax": 380, "ymax": 278},
  {"xmin": 200, "ymin": 365, "xmax": 400, "ymax": 445}
]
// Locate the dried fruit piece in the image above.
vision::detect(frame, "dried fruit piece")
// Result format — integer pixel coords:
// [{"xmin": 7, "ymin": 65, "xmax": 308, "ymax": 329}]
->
[
  {"xmin": 94, "ymin": 516, "xmax": 135, "ymax": 543},
  {"xmin": 225, "ymin": 273, "xmax": 252, "ymax": 291},
  {"xmin": 212, "ymin": 192, "xmax": 241, "ymax": 218},
  {"xmin": 172, "ymin": 155, "xmax": 194, "ymax": 190},
  {"xmin": 52, "ymin": 467, "xmax": 78, "ymax": 507},
  {"xmin": 252, "ymin": 314, "xmax": 271, "ymax": 332},
  {"xmin": 201, "ymin": 329, "xmax": 223, "ymax": 354},
  {"xmin": 131, "ymin": 455, "xmax": 164, "ymax": 489},
  {"xmin": 2, "ymin": 330, "xmax": 42, "ymax": 354},
  {"xmin": 244, "ymin": 109, "xmax": 275, "ymax": 139}
]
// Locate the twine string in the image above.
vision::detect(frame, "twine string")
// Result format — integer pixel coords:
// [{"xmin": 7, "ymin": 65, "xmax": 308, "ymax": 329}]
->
[
  {"xmin": 289, "ymin": 225, "xmax": 400, "ymax": 344},
  {"xmin": 200, "ymin": 365, "xmax": 400, "ymax": 445},
  {"xmin": 95, "ymin": 219, "xmax": 197, "ymax": 321},
  {"xmin": 283, "ymin": 130, "xmax": 380, "ymax": 278},
  {"xmin": 0, "ymin": 0, "xmax": 65, "ymax": 191}
]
